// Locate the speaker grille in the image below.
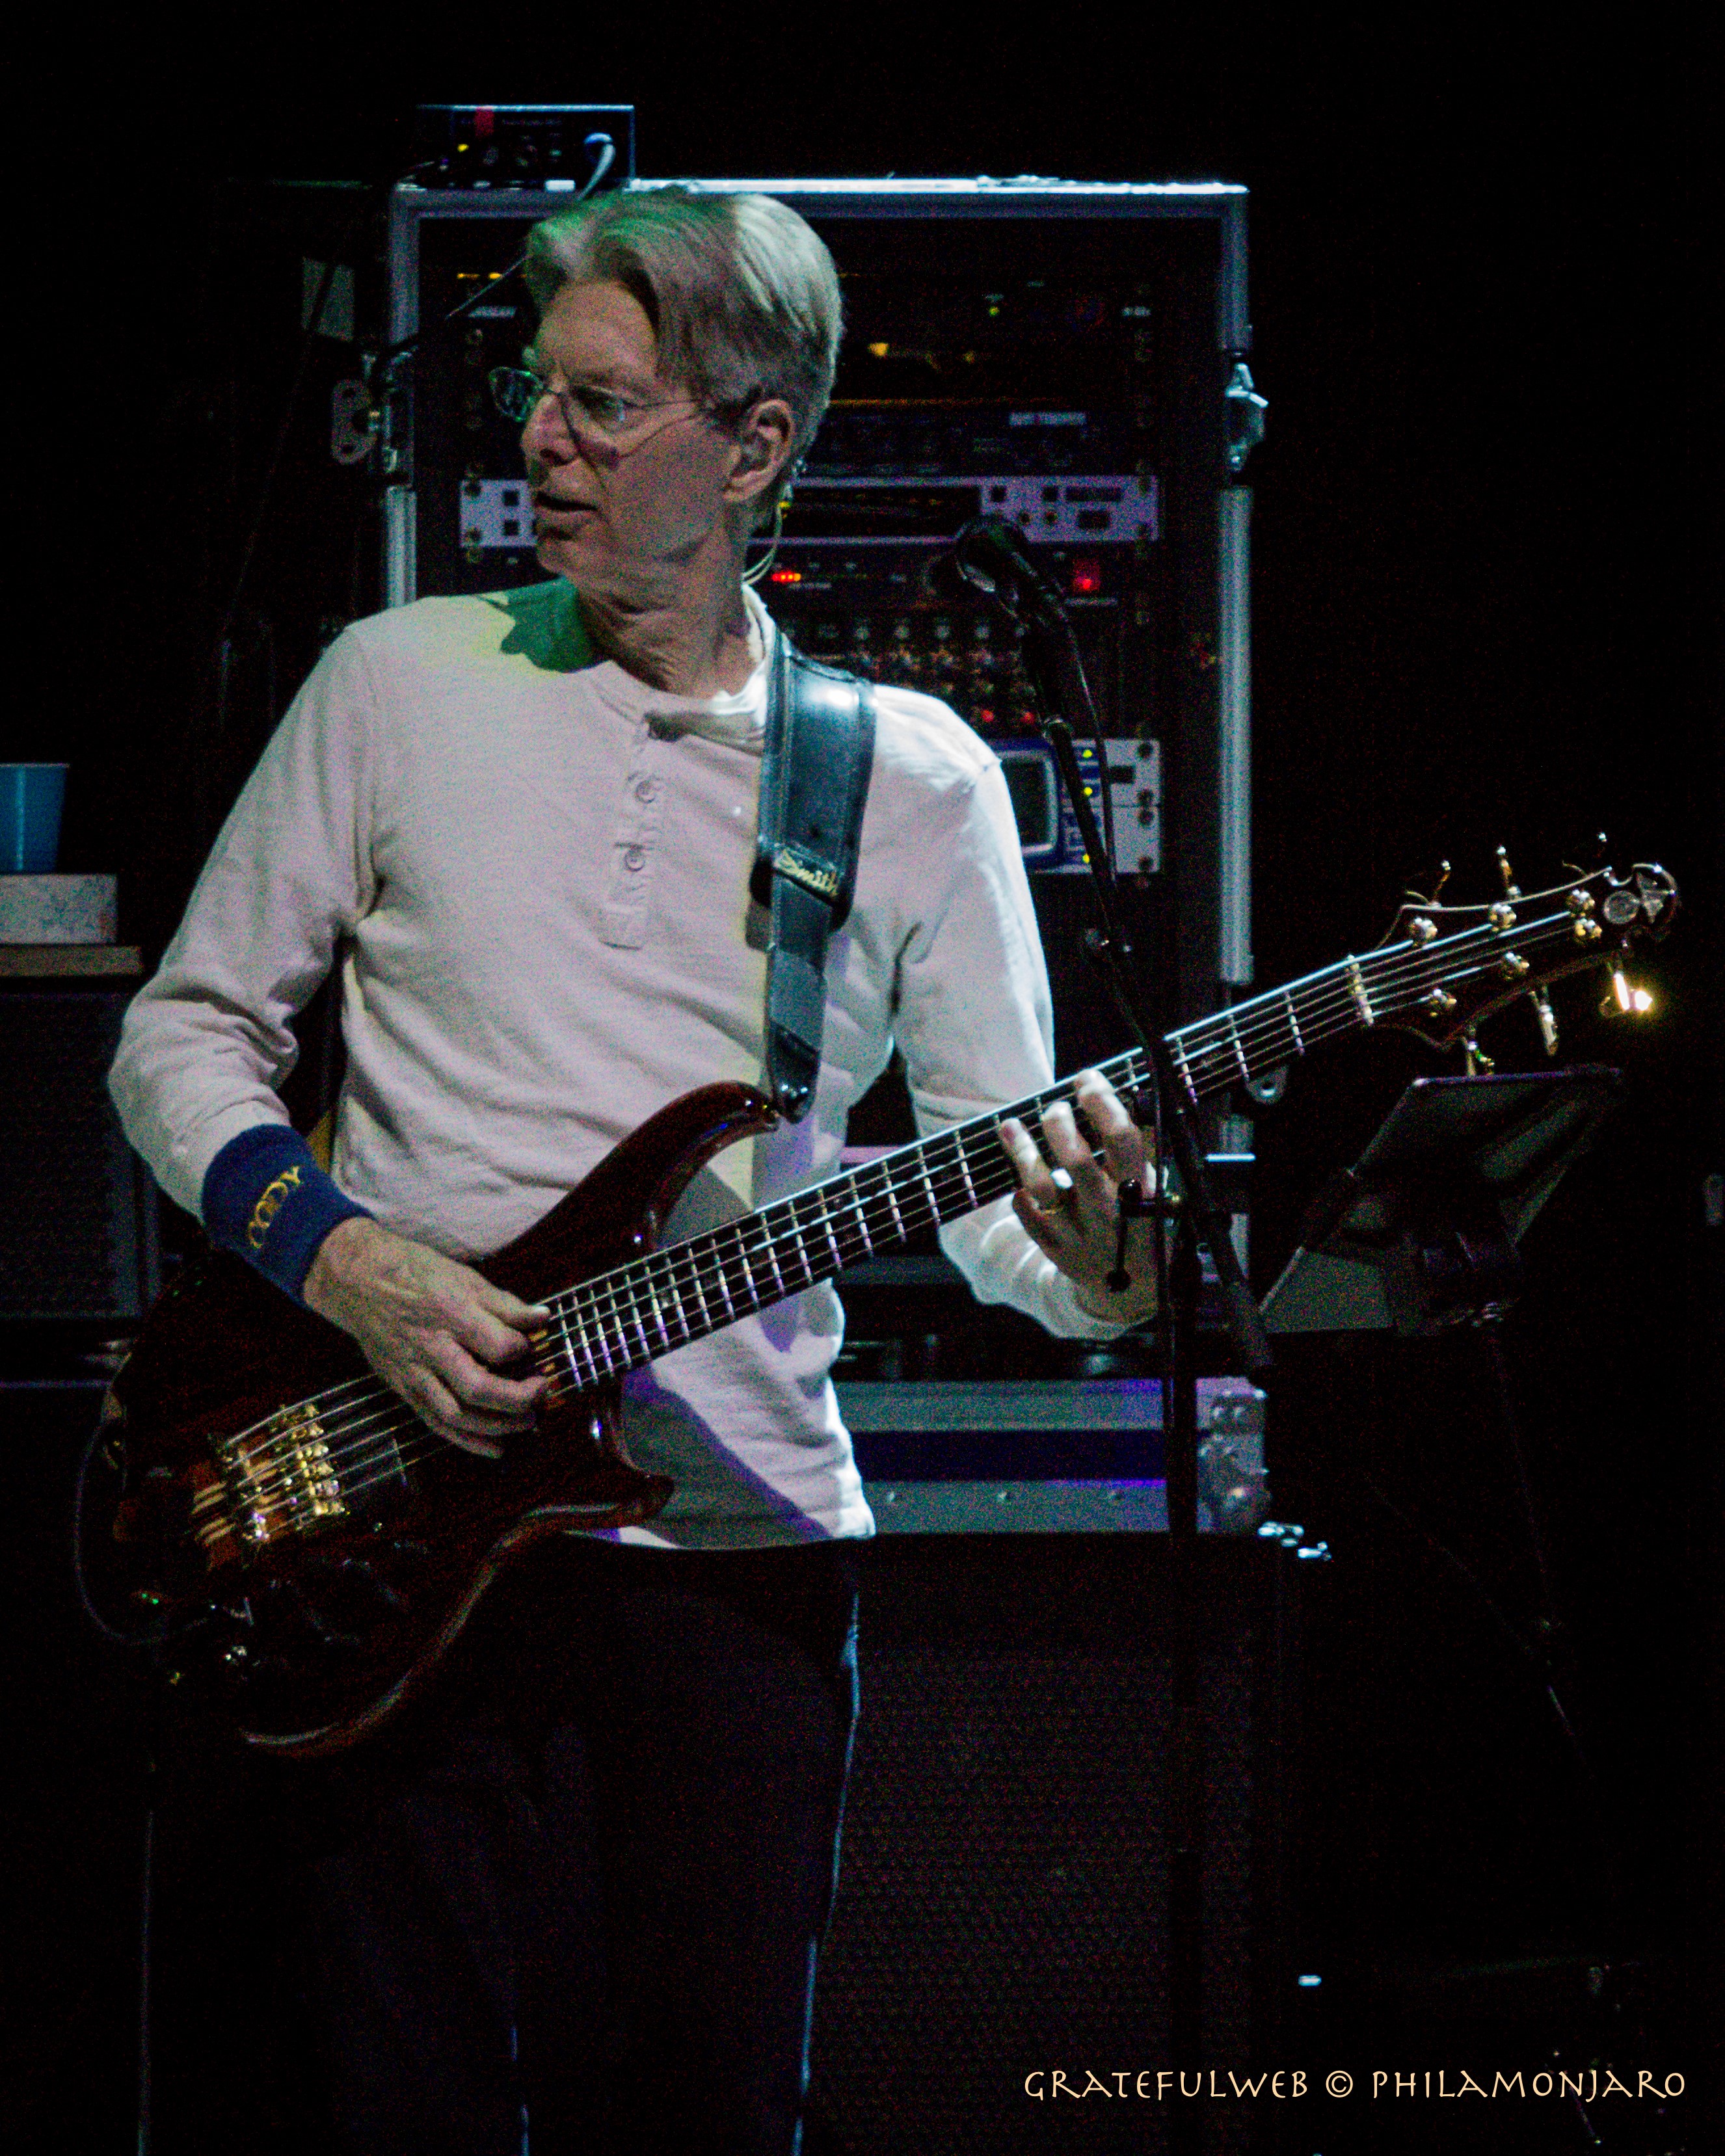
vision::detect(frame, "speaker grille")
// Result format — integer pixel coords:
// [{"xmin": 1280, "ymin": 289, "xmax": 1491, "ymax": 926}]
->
[
  {"xmin": 807, "ymin": 1539, "xmax": 1292, "ymax": 2155},
  {"xmin": 0, "ymin": 992, "xmax": 156, "ymax": 1320}
]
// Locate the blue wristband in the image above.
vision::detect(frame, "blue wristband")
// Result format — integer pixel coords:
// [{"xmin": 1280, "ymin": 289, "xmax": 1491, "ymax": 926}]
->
[{"xmin": 202, "ymin": 1125, "xmax": 374, "ymax": 1303}]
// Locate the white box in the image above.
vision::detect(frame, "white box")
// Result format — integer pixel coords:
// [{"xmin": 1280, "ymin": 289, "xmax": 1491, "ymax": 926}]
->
[{"xmin": 0, "ymin": 874, "xmax": 118, "ymax": 944}]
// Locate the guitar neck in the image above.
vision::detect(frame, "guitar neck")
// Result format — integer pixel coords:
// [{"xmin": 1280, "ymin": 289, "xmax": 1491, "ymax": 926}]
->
[
  {"xmin": 541, "ymin": 1049, "xmax": 1151, "ymax": 1388},
  {"xmin": 539, "ymin": 893, "xmax": 1585, "ymax": 1387},
  {"xmin": 1161, "ymin": 896, "xmax": 1585, "ymax": 1104}
]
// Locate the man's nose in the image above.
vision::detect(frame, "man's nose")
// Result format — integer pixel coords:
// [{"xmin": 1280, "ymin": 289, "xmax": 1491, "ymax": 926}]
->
[{"xmin": 522, "ymin": 392, "xmax": 575, "ymax": 463}]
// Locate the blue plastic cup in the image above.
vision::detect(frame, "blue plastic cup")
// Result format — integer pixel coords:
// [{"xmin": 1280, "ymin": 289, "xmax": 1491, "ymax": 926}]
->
[{"xmin": 1, "ymin": 764, "xmax": 68, "ymax": 872}]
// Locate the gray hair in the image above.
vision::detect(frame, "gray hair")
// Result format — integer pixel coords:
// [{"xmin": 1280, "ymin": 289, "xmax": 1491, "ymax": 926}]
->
[{"xmin": 524, "ymin": 186, "xmax": 843, "ymax": 523}]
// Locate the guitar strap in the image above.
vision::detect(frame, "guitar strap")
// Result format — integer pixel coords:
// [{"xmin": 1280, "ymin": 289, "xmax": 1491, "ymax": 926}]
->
[{"xmin": 751, "ymin": 630, "xmax": 876, "ymax": 1122}]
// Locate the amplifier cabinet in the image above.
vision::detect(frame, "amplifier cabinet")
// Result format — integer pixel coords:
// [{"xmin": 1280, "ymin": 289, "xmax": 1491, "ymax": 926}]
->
[
  {"xmin": 0, "ymin": 990, "xmax": 159, "ymax": 1325},
  {"xmin": 807, "ymin": 1534, "xmax": 1303, "ymax": 2155}
]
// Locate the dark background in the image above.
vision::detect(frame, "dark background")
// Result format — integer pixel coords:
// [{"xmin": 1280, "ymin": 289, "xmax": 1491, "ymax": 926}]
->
[{"xmin": 12, "ymin": 6, "xmax": 1720, "ymax": 2149}]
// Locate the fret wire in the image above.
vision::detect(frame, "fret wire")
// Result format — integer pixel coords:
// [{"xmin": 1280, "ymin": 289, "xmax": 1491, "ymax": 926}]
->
[
  {"xmin": 954, "ymin": 1134, "xmax": 980, "ymax": 1208},
  {"xmin": 816, "ymin": 1190, "xmax": 845, "ymax": 1270},
  {"xmin": 554, "ymin": 1316, "xmax": 598, "ymax": 1390},
  {"xmin": 755, "ymin": 1215, "xmax": 788, "ymax": 1301},
  {"xmin": 645, "ymin": 1275, "xmax": 676, "ymax": 1351},
  {"xmin": 724, "ymin": 1215, "xmax": 761, "ymax": 1302},
  {"xmin": 777, "ymin": 1196, "xmax": 818, "ymax": 1288},
  {"xmin": 913, "ymin": 1151, "xmax": 943, "ymax": 1230},
  {"xmin": 717, "ymin": 1221, "xmax": 755, "ymax": 1319},
  {"xmin": 881, "ymin": 1159, "xmax": 905, "ymax": 1240},
  {"xmin": 743, "ymin": 1218, "xmax": 777, "ymax": 1311},
  {"xmin": 684, "ymin": 1240, "xmax": 714, "ymax": 1332},
  {"xmin": 651, "ymin": 1249, "xmax": 704, "ymax": 1327},
  {"xmin": 1282, "ymin": 991, "xmax": 1304, "ymax": 1056},
  {"xmin": 847, "ymin": 1179, "xmax": 874, "ymax": 1256},
  {"xmin": 652, "ymin": 1249, "xmax": 693, "ymax": 1346}
]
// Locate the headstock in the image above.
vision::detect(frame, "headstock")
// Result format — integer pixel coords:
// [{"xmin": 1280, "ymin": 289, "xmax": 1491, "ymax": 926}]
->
[{"xmin": 1375, "ymin": 848, "xmax": 1679, "ymax": 1067}]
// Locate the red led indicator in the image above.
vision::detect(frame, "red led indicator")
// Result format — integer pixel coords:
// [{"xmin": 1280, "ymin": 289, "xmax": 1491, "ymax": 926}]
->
[
  {"xmin": 768, "ymin": 567, "xmax": 803, "ymax": 585},
  {"xmin": 1071, "ymin": 557, "xmax": 1103, "ymax": 596}
]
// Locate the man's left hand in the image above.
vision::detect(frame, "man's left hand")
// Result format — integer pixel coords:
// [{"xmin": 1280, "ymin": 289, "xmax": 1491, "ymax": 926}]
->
[{"xmin": 998, "ymin": 1068, "xmax": 1159, "ymax": 1326}]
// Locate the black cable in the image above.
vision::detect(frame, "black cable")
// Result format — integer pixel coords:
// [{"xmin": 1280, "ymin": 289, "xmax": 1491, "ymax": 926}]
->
[
  {"xmin": 371, "ymin": 131, "xmax": 617, "ymax": 362},
  {"xmin": 72, "ymin": 1411, "xmax": 168, "ymax": 1648},
  {"xmin": 213, "ymin": 125, "xmax": 621, "ymax": 656},
  {"xmin": 215, "ymin": 253, "xmax": 336, "ymax": 654}
]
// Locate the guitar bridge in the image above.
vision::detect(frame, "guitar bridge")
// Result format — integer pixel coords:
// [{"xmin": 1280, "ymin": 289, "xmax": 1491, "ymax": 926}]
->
[{"xmin": 205, "ymin": 1402, "xmax": 349, "ymax": 1554}]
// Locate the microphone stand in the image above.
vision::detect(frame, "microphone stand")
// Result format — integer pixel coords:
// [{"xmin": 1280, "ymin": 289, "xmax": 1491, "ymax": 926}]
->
[
  {"xmin": 969, "ymin": 541, "xmax": 1273, "ymax": 1401},
  {"xmin": 953, "ymin": 526, "xmax": 1273, "ymax": 2123}
]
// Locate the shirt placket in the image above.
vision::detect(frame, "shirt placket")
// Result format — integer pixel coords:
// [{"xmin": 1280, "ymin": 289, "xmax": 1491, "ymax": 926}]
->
[{"xmin": 600, "ymin": 729, "xmax": 669, "ymax": 950}]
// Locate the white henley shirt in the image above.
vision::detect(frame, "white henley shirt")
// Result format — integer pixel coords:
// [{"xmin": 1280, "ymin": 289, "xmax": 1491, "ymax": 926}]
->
[{"xmin": 111, "ymin": 579, "xmax": 1118, "ymax": 1547}]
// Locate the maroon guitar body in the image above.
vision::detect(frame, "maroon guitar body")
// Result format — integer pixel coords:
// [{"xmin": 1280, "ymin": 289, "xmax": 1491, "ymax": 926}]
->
[{"xmin": 83, "ymin": 1082, "xmax": 778, "ymax": 1758}]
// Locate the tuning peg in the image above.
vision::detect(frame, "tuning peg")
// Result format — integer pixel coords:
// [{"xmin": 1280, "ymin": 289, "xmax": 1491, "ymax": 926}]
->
[
  {"xmin": 1599, "ymin": 966, "xmax": 1655, "ymax": 1018},
  {"xmin": 1404, "ymin": 859, "xmax": 1453, "ymax": 907},
  {"xmin": 1564, "ymin": 834, "xmax": 1611, "ymax": 881},
  {"xmin": 1495, "ymin": 845, "xmax": 1523, "ymax": 899},
  {"xmin": 1463, "ymin": 1035, "xmax": 1495, "ymax": 1075},
  {"xmin": 1529, "ymin": 989, "xmax": 1558, "ymax": 1056}
]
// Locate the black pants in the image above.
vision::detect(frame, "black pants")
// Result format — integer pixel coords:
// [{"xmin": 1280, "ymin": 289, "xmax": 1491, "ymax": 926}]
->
[{"xmin": 152, "ymin": 1538, "xmax": 859, "ymax": 2156}]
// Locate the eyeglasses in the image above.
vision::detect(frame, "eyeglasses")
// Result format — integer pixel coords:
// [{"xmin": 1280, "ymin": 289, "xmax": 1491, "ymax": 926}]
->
[{"xmin": 488, "ymin": 366, "xmax": 704, "ymax": 446}]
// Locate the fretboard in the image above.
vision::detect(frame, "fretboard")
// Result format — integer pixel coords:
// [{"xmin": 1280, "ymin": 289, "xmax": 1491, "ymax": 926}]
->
[
  {"xmin": 539, "ymin": 1051, "xmax": 1153, "ymax": 1390},
  {"xmin": 539, "ymin": 892, "xmax": 1586, "ymax": 1388}
]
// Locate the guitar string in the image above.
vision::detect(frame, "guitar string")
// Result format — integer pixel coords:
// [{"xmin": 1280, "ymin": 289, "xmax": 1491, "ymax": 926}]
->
[
  {"xmin": 207, "ymin": 1104, "xmax": 1076, "ymax": 1517},
  {"xmin": 310, "ymin": 1146, "xmax": 1026, "ymax": 1514},
  {"xmin": 533, "ymin": 914, "xmax": 1584, "ymax": 1370},
  {"xmin": 1162, "ymin": 929, "xmax": 1590, "ymax": 1096},
  {"xmin": 188, "ymin": 1372, "xmax": 392, "ymax": 1520},
  {"xmin": 1168, "ymin": 911, "xmax": 1588, "ymax": 1072},
  {"xmin": 204, "ymin": 922, "xmax": 1568, "ymax": 1524},
  {"xmin": 520, "ymin": 918, "xmax": 1574, "ymax": 1393},
  {"xmin": 213, "ymin": 1051, "xmax": 1171, "ymax": 1523},
  {"xmin": 205, "ymin": 903, "xmax": 1582, "ymax": 1495},
  {"xmin": 196, "ymin": 919, "xmax": 1558, "ymax": 1521},
  {"xmin": 524, "ymin": 917, "xmax": 1570, "ymax": 1405},
  {"xmin": 195, "ymin": 909, "xmax": 1605, "ymax": 1526},
  {"xmin": 196, "ymin": 1067, "xmax": 1123, "ymax": 1519},
  {"xmin": 535, "ymin": 912, "xmax": 1586, "ymax": 1373}
]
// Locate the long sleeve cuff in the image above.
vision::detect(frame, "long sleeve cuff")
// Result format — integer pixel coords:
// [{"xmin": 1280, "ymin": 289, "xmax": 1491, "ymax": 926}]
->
[{"xmin": 201, "ymin": 1124, "xmax": 373, "ymax": 1303}]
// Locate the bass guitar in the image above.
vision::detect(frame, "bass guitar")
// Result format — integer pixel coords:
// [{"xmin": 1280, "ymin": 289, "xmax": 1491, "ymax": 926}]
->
[{"xmin": 78, "ymin": 856, "xmax": 1677, "ymax": 1755}]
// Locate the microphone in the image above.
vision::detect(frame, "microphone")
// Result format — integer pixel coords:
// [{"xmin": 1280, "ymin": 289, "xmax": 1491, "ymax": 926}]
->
[{"xmin": 932, "ymin": 516, "xmax": 1069, "ymax": 628}]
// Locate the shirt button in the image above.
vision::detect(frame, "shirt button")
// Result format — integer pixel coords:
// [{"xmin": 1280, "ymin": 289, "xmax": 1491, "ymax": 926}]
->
[
  {"xmin": 634, "ymin": 777, "xmax": 660, "ymax": 803},
  {"xmin": 622, "ymin": 845, "xmax": 648, "ymax": 872}
]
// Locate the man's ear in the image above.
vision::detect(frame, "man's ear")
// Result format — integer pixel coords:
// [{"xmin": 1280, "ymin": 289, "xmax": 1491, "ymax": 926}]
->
[{"xmin": 725, "ymin": 397, "xmax": 796, "ymax": 505}]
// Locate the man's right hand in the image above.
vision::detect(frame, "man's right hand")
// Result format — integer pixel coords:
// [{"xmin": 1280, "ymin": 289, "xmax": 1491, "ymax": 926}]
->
[{"xmin": 302, "ymin": 1217, "xmax": 551, "ymax": 1457}]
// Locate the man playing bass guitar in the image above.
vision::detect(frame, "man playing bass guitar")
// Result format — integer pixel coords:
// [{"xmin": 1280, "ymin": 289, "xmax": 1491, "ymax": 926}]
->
[{"xmin": 109, "ymin": 185, "xmax": 1158, "ymax": 2155}]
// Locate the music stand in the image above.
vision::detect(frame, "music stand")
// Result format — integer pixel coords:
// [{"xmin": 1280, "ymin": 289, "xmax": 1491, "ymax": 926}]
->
[{"xmin": 1263, "ymin": 1068, "xmax": 1623, "ymax": 1336}]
